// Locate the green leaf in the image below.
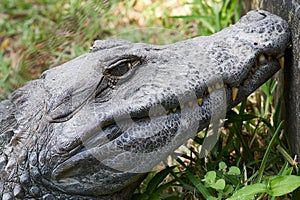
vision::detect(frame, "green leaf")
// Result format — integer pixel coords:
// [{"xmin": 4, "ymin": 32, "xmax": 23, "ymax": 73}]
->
[
  {"xmin": 146, "ymin": 166, "xmax": 175, "ymax": 193},
  {"xmin": 219, "ymin": 162, "xmax": 227, "ymax": 171},
  {"xmin": 227, "ymin": 166, "xmax": 241, "ymax": 175},
  {"xmin": 225, "ymin": 112, "xmax": 257, "ymax": 124},
  {"xmin": 155, "ymin": 180, "xmax": 177, "ymax": 194},
  {"xmin": 186, "ymin": 170, "xmax": 214, "ymax": 199},
  {"xmin": 266, "ymin": 175, "xmax": 300, "ymax": 196},
  {"xmin": 211, "ymin": 179, "xmax": 225, "ymax": 190},
  {"xmin": 203, "ymin": 171, "xmax": 217, "ymax": 185},
  {"xmin": 224, "ymin": 185, "xmax": 234, "ymax": 195},
  {"xmin": 227, "ymin": 183, "xmax": 267, "ymax": 200}
]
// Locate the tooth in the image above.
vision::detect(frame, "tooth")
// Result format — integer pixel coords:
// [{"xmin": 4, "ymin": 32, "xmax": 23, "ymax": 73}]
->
[
  {"xmin": 215, "ymin": 82, "xmax": 222, "ymax": 89},
  {"xmin": 278, "ymin": 57, "xmax": 284, "ymax": 69},
  {"xmin": 198, "ymin": 98, "xmax": 203, "ymax": 106},
  {"xmin": 208, "ymin": 87, "xmax": 212, "ymax": 93},
  {"xmin": 232, "ymin": 87, "xmax": 239, "ymax": 101},
  {"xmin": 172, "ymin": 108, "xmax": 177, "ymax": 113},
  {"xmin": 204, "ymin": 89, "xmax": 208, "ymax": 95},
  {"xmin": 166, "ymin": 110, "xmax": 171, "ymax": 115},
  {"xmin": 188, "ymin": 101, "xmax": 193, "ymax": 107},
  {"xmin": 258, "ymin": 54, "xmax": 267, "ymax": 65}
]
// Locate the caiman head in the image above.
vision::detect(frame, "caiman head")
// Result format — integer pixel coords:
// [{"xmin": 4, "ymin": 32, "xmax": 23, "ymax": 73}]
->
[{"xmin": 4, "ymin": 10, "xmax": 290, "ymax": 199}]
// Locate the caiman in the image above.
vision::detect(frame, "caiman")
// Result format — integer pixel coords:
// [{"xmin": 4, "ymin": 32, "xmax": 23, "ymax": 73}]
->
[{"xmin": 0, "ymin": 10, "xmax": 291, "ymax": 199}]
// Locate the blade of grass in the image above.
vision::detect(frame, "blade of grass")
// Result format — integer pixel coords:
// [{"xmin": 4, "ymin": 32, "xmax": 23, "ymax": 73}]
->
[
  {"xmin": 146, "ymin": 166, "xmax": 175, "ymax": 193},
  {"xmin": 186, "ymin": 170, "xmax": 214, "ymax": 199},
  {"xmin": 256, "ymin": 121, "xmax": 284, "ymax": 183}
]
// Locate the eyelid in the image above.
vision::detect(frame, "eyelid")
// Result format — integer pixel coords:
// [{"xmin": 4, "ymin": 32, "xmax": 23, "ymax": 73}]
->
[
  {"xmin": 107, "ymin": 59, "xmax": 132, "ymax": 69},
  {"xmin": 107, "ymin": 57, "xmax": 141, "ymax": 69},
  {"xmin": 103, "ymin": 57, "xmax": 142, "ymax": 78}
]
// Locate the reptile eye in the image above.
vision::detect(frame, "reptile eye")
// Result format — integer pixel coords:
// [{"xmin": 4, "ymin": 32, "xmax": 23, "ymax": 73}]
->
[
  {"xmin": 104, "ymin": 58, "xmax": 141, "ymax": 78},
  {"xmin": 107, "ymin": 62, "xmax": 131, "ymax": 77}
]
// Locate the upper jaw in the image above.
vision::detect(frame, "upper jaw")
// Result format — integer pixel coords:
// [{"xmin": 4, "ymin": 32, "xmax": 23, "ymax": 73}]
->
[{"xmin": 98, "ymin": 48, "xmax": 285, "ymax": 123}]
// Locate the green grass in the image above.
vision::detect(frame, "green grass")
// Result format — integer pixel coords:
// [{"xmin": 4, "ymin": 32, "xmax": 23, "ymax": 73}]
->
[
  {"xmin": 0, "ymin": 0, "xmax": 298, "ymax": 199},
  {"xmin": 0, "ymin": 0, "xmax": 120, "ymax": 99},
  {"xmin": 171, "ymin": 0, "xmax": 242, "ymax": 36}
]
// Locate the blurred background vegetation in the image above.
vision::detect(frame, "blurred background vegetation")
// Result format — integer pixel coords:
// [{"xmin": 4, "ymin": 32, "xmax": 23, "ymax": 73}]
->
[
  {"xmin": 0, "ymin": 0, "xmax": 298, "ymax": 199},
  {"xmin": 0, "ymin": 0, "xmax": 241, "ymax": 99}
]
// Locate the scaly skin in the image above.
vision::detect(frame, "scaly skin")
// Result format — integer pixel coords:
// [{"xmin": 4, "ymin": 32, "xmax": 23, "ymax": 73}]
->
[{"xmin": 0, "ymin": 10, "xmax": 290, "ymax": 199}]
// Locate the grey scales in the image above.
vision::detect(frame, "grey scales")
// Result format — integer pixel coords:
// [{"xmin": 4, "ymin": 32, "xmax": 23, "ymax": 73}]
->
[{"xmin": 0, "ymin": 10, "xmax": 291, "ymax": 199}]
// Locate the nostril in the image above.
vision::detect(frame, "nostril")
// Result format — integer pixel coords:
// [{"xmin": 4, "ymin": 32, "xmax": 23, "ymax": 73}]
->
[
  {"xmin": 258, "ymin": 10, "xmax": 267, "ymax": 18},
  {"xmin": 243, "ymin": 10, "xmax": 267, "ymax": 22}
]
